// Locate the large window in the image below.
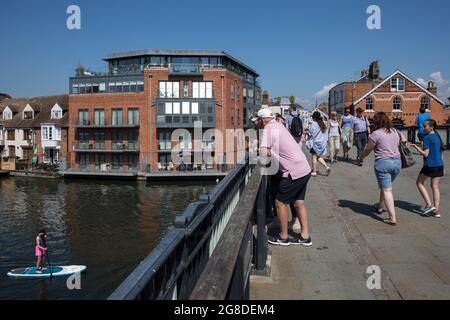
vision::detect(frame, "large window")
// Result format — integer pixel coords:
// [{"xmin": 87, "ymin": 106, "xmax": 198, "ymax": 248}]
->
[
  {"xmin": 94, "ymin": 109, "xmax": 105, "ymax": 125},
  {"xmin": 421, "ymin": 96, "xmax": 430, "ymax": 111},
  {"xmin": 365, "ymin": 97, "xmax": 374, "ymax": 111},
  {"xmin": 391, "ymin": 77, "xmax": 405, "ymax": 92},
  {"xmin": 42, "ymin": 126, "xmax": 53, "ymax": 140},
  {"xmin": 192, "ymin": 82, "xmax": 213, "ymax": 98},
  {"xmin": 393, "ymin": 97, "xmax": 402, "ymax": 111},
  {"xmin": 78, "ymin": 109, "xmax": 89, "ymax": 125},
  {"xmin": 111, "ymin": 132, "xmax": 122, "ymax": 150},
  {"xmin": 159, "ymin": 81, "xmax": 180, "ymax": 98},
  {"xmin": 128, "ymin": 108, "xmax": 139, "ymax": 125},
  {"xmin": 23, "ymin": 129, "xmax": 32, "ymax": 140},
  {"xmin": 94, "ymin": 132, "xmax": 105, "ymax": 150},
  {"xmin": 112, "ymin": 108, "xmax": 123, "ymax": 125}
]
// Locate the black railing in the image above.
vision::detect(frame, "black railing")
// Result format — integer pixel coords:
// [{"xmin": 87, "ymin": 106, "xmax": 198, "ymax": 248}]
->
[{"xmin": 108, "ymin": 158, "xmax": 269, "ymax": 300}]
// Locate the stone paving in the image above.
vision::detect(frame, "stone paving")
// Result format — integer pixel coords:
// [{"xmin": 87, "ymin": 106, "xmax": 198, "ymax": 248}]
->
[{"xmin": 250, "ymin": 149, "xmax": 450, "ymax": 300}]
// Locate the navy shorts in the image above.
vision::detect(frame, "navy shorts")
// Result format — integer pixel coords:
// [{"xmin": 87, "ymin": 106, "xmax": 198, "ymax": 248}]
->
[
  {"xmin": 276, "ymin": 173, "xmax": 311, "ymax": 204},
  {"xmin": 420, "ymin": 166, "xmax": 444, "ymax": 178}
]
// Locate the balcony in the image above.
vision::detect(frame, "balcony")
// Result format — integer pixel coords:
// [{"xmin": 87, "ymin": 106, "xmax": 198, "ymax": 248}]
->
[
  {"xmin": 73, "ymin": 120, "xmax": 140, "ymax": 129},
  {"xmin": 74, "ymin": 141, "xmax": 139, "ymax": 153},
  {"xmin": 169, "ymin": 63, "xmax": 203, "ymax": 75}
]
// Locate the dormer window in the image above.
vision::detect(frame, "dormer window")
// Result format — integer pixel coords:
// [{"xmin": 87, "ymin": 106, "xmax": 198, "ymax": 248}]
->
[
  {"xmin": 3, "ymin": 106, "xmax": 12, "ymax": 120},
  {"xmin": 391, "ymin": 77, "xmax": 405, "ymax": 92},
  {"xmin": 51, "ymin": 103, "xmax": 63, "ymax": 119},
  {"xmin": 23, "ymin": 104, "xmax": 34, "ymax": 120}
]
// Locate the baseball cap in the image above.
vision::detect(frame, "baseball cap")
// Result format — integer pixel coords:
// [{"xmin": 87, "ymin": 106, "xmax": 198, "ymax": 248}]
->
[{"xmin": 251, "ymin": 108, "xmax": 274, "ymax": 122}]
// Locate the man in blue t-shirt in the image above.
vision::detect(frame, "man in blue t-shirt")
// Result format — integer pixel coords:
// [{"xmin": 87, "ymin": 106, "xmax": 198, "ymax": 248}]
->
[{"xmin": 415, "ymin": 105, "xmax": 430, "ymax": 142}]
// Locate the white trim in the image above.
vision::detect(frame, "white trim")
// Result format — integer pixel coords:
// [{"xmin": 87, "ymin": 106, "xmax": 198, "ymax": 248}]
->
[
  {"xmin": 353, "ymin": 70, "xmax": 445, "ymax": 106},
  {"xmin": 2, "ymin": 106, "xmax": 13, "ymax": 120}
]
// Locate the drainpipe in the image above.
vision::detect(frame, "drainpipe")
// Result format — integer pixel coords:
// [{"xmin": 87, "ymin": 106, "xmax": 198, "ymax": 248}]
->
[
  {"xmin": 149, "ymin": 74, "xmax": 153, "ymax": 173},
  {"xmin": 221, "ymin": 74, "xmax": 225, "ymax": 171}
]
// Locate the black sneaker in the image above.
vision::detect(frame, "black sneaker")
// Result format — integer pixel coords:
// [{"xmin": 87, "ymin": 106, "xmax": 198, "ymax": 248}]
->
[
  {"xmin": 291, "ymin": 234, "xmax": 312, "ymax": 247},
  {"xmin": 268, "ymin": 234, "xmax": 291, "ymax": 246}
]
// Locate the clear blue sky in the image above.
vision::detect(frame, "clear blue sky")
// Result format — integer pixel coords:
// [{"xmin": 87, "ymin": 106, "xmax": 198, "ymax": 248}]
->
[{"xmin": 1, "ymin": 0, "xmax": 449, "ymax": 108}]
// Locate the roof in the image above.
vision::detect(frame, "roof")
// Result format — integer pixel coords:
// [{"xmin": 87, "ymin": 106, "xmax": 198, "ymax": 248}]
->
[
  {"xmin": 103, "ymin": 49, "xmax": 259, "ymax": 76},
  {"xmin": 0, "ymin": 95, "xmax": 69, "ymax": 128},
  {"xmin": 353, "ymin": 70, "xmax": 446, "ymax": 106}
]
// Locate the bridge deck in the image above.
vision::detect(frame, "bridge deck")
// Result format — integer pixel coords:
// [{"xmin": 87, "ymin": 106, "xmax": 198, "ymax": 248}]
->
[{"xmin": 251, "ymin": 149, "xmax": 450, "ymax": 300}]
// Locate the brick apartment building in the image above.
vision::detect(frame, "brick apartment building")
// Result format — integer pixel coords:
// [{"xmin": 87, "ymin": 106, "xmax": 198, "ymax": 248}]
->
[
  {"xmin": 0, "ymin": 95, "xmax": 69, "ymax": 168},
  {"xmin": 329, "ymin": 61, "xmax": 449, "ymax": 127},
  {"xmin": 67, "ymin": 50, "xmax": 261, "ymax": 174}
]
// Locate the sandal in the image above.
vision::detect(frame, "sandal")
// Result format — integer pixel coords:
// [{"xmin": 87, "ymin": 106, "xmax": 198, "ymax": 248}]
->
[
  {"xmin": 326, "ymin": 167, "xmax": 331, "ymax": 176},
  {"xmin": 382, "ymin": 218, "xmax": 397, "ymax": 226},
  {"xmin": 373, "ymin": 204, "xmax": 386, "ymax": 215},
  {"xmin": 311, "ymin": 172, "xmax": 317, "ymax": 177}
]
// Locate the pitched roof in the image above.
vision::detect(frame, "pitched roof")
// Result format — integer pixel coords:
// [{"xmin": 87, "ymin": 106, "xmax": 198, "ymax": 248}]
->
[
  {"xmin": 353, "ymin": 70, "xmax": 445, "ymax": 106},
  {"xmin": 0, "ymin": 95, "xmax": 68, "ymax": 128}
]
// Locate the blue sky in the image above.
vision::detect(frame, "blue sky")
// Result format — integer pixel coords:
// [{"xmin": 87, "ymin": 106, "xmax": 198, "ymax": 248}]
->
[{"xmin": 1, "ymin": 0, "xmax": 449, "ymax": 108}]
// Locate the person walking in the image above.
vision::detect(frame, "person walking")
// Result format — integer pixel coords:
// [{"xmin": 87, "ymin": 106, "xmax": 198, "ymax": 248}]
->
[
  {"xmin": 340, "ymin": 108, "xmax": 353, "ymax": 160},
  {"xmin": 353, "ymin": 108, "xmax": 371, "ymax": 166},
  {"xmin": 415, "ymin": 105, "xmax": 431, "ymax": 144},
  {"xmin": 408, "ymin": 119, "xmax": 445, "ymax": 217},
  {"xmin": 328, "ymin": 111, "xmax": 341, "ymax": 162},
  {"xmin": 306, "ymin": 111, "xmax": 330, "ymax": 177},
  {"xmin": 256, "ymin": 108, "xmax": 313, "ymax": 246},
  {"xmin": 360, "ymin": 112, "xmax": 402, "ymax": 226},
  {"xmin": 285, "ymin": 104, "xmax": 304, "ymax": 146}
]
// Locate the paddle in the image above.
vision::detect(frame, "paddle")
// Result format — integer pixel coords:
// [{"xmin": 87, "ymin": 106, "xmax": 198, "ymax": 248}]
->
[{"xmin": 43, "ymin": 237, "xmax": 53, "ymax": 279}]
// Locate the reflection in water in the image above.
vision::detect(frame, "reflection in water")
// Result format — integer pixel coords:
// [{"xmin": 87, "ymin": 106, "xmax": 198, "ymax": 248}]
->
[{"xmin": 0, "ymin": 177, "xmax": 214, "ymax": 299}]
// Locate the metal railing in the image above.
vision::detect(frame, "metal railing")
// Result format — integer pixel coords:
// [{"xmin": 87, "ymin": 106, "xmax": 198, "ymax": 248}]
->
[
  {"xmin": 108, "ymin": 157, "xmax": 269, "ymax": 300},
  {"xmin": 169, "ymin": 63, "xmax": 203, "ymax": 75}
]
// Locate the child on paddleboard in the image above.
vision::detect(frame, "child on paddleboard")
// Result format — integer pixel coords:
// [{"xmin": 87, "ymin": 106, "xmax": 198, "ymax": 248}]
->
[{"xmin": 35, "ymin": 229, "xmax": 47, "ymax": 273}]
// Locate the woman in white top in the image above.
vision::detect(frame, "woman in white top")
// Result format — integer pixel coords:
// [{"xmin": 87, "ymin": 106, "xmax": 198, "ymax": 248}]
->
[
  {"xmin": 328, "ymin": 111, "xmax": 341, "ymax": 162},
  {"xmin": 306, "ymin": 111, "xmax": 330, "ymax": 176}
]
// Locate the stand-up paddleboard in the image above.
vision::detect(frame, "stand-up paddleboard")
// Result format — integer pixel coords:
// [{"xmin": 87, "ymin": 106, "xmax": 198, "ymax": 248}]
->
[{"xmin": 7, "ymin": 266, "xmax": 86, "ymax": 278}]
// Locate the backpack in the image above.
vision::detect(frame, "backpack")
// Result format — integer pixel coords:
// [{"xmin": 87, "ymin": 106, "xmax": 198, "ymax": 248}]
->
[{"xmin": 289, "ymin": 113, "xmax": 303, "ymax": 138}]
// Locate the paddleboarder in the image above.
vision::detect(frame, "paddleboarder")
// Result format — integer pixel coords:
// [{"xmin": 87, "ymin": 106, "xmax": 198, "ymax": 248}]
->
[{"xmin": 35, "ymin": 229, "xmax": 47, "ymax": 273}]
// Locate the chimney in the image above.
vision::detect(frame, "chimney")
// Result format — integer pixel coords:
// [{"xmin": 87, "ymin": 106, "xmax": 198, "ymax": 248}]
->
[
  {"xmin": 262, "ymin": 90, "xmax": 269, "ymax": 105},
  {"xmin": 427, "ymin": 81, "xmax": 437, "ymax": 95},
  {"xmin": 369, "ymin": 61, "xmax": 380, "ymax": 80},
  {"xmin": 361, "ymin": 69, "xmax": 369, "ymax": 78}
]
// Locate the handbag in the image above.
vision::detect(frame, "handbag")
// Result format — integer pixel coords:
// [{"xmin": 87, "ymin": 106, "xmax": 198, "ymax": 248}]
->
[{"xmin": 396, "ymin": 130, "xmax": 415, "ymax": 169}]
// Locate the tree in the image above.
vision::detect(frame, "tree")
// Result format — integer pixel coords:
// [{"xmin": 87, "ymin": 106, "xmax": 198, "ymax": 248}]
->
[
  {"xmin": 289, "ymin": 96, "xmax": 296, "ymax": 104},
  {"xmin": 75, "ymin": 64, "xmax": 86, "ymax": 77}
]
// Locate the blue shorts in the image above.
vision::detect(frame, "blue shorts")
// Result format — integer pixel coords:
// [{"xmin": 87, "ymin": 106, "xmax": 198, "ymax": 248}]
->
[{"xmin": 374, "ymin": 158, "xmax": 401, "ymax": 189}]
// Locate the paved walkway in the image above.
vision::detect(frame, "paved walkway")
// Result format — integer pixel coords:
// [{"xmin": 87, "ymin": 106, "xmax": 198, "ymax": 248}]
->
[{"xmin": 251, "ymin": 149, "xmax": 450, "ymax": 300}]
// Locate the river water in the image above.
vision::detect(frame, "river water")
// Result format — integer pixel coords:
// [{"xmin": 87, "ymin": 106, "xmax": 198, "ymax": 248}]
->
[{"xmin": 0, "ymin": 177, "xmax": 215, "ymax": 300}]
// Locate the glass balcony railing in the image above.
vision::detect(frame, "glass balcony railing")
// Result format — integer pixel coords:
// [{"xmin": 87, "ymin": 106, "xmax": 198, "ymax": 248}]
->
[
  {"xmin": 169, "ymin": 63, "xmax": 203, "ymax": 75},
  {"xmin": 76, "ymin": 142, "xmax": 89, "ymax": 150}
]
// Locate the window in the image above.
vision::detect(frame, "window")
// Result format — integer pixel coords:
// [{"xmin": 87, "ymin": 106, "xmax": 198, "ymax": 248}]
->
[
  {"xmin": 192, "ymin": 81, "xmax": 213, "ymax": 98},
  {"xmin": 182, "ymin": 102, "xmax": 190, "ymax": 114},
  {"xmin": 128, "ymin": 108, "xmax": 139, "ymax": 125},
  {"xmin": 94, "ymin": 132, "xmax": 105, "ymax": 150},
  {"xmin": 94, "ymin": 109, "xmax": 105, "ymax": 125},
  {"xmin": 56, "ymin": 127, "xmax": 61, "ymax": 140},
  {"xmin": 52, "ymin": 108, "xmax": 62, "ymax": 119},
  {"xmin": 112, "ymin": 108, "xmax": 123, "ymax": 125},
  {"xmin": 340, "ymin": 90, "xmax": 344, "ymax": 103},
  {"xmin": 78, "ymin": 109, "xmax": 89, "ymax": 125},
  {"xmin": 111, "ymin": 132, "xmax": 122, "ymax": 150},
  {"xmin": 42, "ymin": 126, "xmax": 53, "ymax": 140},
  {"xmin": 3, "ymin": 107, "xmax": 12, "ymax": 120},
  {"xmin": 23, "ymin": 111, "xmax": 33, "ymax": 119},
  {"xmin": 184, "ymin": 81, "xmax": 189, "ymax": 97},
  {"xmin": 365, "ymin": 97, "xmax": 374, "ymax": 111},
  {"xmin": 192, "ymin": 102, "xmax": 199, "ymax": 114},
  {"xmin": 72, "ymin": 84, "xmax": 79, "ymax": 94},
  {"xmin": 137, "ymin": 81, "xmax": 144, "ymax": 92},
  {"xmin": 23, "ymin": 129, "xmax": 32, "ymax": 140},
  {"xmin": 159, "ymin": 81, "xmax": 180, "ymax": 98},
  {"xmin": 393, "ymin": 97, "xmax": 402, "ymax": 111},
  {"xmin": 173, "ymin": 102, "xmax": 180, "ymax": 114},
  {"xmin": 391, "ymin": 77, "xmax": 405, "ymax": 92},
  {"xmin": 165, "ymin": 102, "xmax": 173, "ymax": 114},
  {"xmin": 421, "ymin": 96, "xmax": 430, "ymax": 111}
]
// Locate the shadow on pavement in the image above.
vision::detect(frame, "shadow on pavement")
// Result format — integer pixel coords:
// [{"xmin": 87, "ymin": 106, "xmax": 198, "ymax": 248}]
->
[
  {"xmin": 337, "ymin": 199, "xmax": 385, "ymax": 222},
  {"xmin": 394, "ymin": 200, "xmax": 424, "ymax": 216}
]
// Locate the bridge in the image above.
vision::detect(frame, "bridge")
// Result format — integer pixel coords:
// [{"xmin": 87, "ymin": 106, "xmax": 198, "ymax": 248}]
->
[{"xmin": 109, "ymin": 126, "xmax": 450, "ymax": 300}]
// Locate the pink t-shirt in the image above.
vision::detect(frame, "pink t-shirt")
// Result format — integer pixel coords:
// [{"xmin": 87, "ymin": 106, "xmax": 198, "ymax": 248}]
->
[
  {"xmin": 261, "ymin": 120, "xmax": 311, "ymax": 179},
  {"xmin": 369, "ymin": 129, "xmax": 401, "ymax": 160}
]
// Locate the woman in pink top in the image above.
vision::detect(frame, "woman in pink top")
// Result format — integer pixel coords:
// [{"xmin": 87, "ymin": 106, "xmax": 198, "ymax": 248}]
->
[{"xmin": 360, "ymin": 112, "xmax": 402, "ymax": 226}]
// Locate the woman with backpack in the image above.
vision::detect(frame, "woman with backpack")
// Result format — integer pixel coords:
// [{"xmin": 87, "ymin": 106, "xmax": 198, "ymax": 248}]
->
[
  {"xmin": 408, "ymin": 119, "xmax": 445, "ymax": 217},
  {"xmin": 306, "ymin": 111, "xmax": 330, "ymax": 177},
  {"xmin": 360, "ymin": 112, "xmax": 403, "ymax": 226}
]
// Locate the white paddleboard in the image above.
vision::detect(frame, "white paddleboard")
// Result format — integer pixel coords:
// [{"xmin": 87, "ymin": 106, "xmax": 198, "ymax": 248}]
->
[{"xmin": 7, "ymin": 265, "xmax": 86, "ymax": 278}]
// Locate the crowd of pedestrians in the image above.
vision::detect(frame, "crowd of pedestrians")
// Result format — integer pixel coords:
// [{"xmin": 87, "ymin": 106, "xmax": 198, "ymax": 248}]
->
[{"xmin": 254, "ymin": 104, "xmax": 445, "ymax": 246}]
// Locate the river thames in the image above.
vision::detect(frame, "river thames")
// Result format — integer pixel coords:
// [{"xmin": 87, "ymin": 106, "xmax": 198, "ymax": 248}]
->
[{"xmin": 0, "ymin": 176, "xmax": 215, "ymax": 299}]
